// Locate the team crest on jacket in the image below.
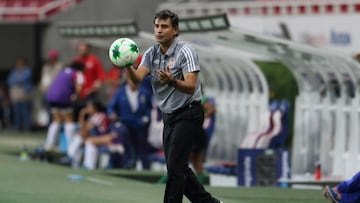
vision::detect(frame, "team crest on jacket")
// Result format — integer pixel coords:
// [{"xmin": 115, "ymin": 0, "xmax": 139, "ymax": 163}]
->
[{"xmin": 167, "ymin": 58, "xmax": 175, "ymax": 69}]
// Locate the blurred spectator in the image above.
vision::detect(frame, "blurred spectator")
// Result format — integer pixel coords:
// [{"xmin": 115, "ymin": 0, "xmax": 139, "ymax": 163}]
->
[
  {"xmin": 7, "ymin": 56, "xmax": 33, "ymax": 131},
  {"xmin": 68, "ymin": 100, "xmax": 120, "ymax": 170},
  {"xmin": 0, "ymin": 85, "xmax": 5, "ymax": 128},
  {"xmin": 134, "ymin": 55, "xmax": 153, "ymax": 96},
  {"xmin": 104, "ymin": 55, "xmax": 152, "ymax": 103},
  {"xmin": 38, "ymin": 49, "xmax": 63, "ymax": 124},
  {"xmin": 73, "ymin": 42, "xmax": 105, "ymax": 122},
  {"xmin": 107, "ymin": 70, "xmax": 153, "ymax": 170},
  {"xmin": 0, "ymin": 83, "xmax": 11, "ymax": 129},
  {"xmin": 84, "ymin": 101, "xmax": 122, "ymax": 170},
  {"xmin": 190, "ymin": 87, "xmax": 216, "ymax": 183},
  {"xmin": 43, "ymin": 61, "xmax": 85, "ymax": 155},
  {"xmin": 147, "ymin": 106, "xmax": 164, "ymax": 150},
  {"xmin": 39, "ymin": 49, "xmax": 63, "ymax": 94},
  {"xmin": 73, "ymin": 42, "xmax": 105, "ymax": 101}
]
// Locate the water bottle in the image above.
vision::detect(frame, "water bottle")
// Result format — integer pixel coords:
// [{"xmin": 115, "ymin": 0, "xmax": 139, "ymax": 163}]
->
[{"xmin": 315, "ymin": 162, "xmax": 321, "ymax": 180}]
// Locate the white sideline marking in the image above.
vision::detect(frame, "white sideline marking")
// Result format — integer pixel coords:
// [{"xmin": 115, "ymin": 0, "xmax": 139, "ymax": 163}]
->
[{"xmin": 87, "ymin": 177, "xmax": 115, "ymax": 186}]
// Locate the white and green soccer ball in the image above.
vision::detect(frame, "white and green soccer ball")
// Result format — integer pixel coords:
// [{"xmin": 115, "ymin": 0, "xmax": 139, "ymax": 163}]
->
[{"xmin": 109, "ymin": 38, "xmax": 140, "ymax": 67}]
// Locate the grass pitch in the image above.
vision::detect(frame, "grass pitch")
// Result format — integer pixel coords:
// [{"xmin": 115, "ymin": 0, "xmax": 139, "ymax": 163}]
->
[{"xmin": 0, "ymin": 130, "xmax": 325, "ymax": 203}]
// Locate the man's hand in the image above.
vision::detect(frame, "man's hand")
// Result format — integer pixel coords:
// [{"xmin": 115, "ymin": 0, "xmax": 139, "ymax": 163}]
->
[{"xmin": 157, "ymin": 66, "xmax": 174, "ymax": 84}]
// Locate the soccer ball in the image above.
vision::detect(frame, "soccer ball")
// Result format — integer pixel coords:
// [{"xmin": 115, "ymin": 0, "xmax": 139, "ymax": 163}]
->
[{"xmin": 108, "ymin": 38, "xmax": 140, "ymax": 67}]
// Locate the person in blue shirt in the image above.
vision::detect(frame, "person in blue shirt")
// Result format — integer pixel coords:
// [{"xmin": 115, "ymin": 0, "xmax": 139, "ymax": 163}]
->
[
  {"xmin": 107, "ymin": 70, "xmax": 153, "ymax": 170},
  {"xmin": 7, "ymin": 56, "xmax": 32, "ymax": 131}
]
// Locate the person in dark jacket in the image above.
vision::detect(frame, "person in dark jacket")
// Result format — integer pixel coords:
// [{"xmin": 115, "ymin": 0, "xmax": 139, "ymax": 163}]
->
[{"xmin": 107, "ymin": 70, "xmax": 153, "ymax": 169}]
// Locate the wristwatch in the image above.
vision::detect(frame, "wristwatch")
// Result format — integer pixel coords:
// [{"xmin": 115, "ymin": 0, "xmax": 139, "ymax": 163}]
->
[{"xmin": 168, "ymin": 78, "xmax": 177, "ymax": 87}]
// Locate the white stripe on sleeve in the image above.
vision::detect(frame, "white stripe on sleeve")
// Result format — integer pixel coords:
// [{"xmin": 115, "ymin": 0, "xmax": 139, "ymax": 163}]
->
[
  {"xmin": 139, "ymin": 48, "xmax": 152, "ymax": 67},
  {"xmin": 181, "ymin": 46, "xmax": 196, "ymax": 72}
]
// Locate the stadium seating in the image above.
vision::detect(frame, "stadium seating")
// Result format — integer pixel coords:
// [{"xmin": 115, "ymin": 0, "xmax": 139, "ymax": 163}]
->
[
  {"xmin": 203, "ymin": 97, "xmax": 216, "ymax": 143},
  {"xmin": 205, "ymin": 100, "xmax": 290, "ymax": 186},
  {"xmin": 0, "ymin": 0, "xmax": 82, "ymax": 21},
  {"xmin": 268, "ymin": 100, "xmax": 290, "ymax": 148},
  {"xmin": 255, "ymin": 100, "xmax": 290, "ymax": 149},
  {"xmin": 239, "ymin": 100, "xmax": 290, "ymax": 149},
  {"xmin": 240, "ymin": 100, "xmax": 279, "ymax": 149}
]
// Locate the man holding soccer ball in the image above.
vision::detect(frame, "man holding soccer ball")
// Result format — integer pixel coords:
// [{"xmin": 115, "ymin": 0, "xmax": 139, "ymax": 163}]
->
[{"xmin": 124, "ymin": 9, "xmax": 222, "ymax": 203}]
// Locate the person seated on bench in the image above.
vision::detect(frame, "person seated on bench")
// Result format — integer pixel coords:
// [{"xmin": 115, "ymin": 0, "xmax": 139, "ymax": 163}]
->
[
  {"xmin": 68, "ymin": 100, "xmax": 119, "ymax": 169},
  {"xmin": 323, "ymin": 171, "xmax": 360, "ymax": 203},
  {"xmin": 107, "ymin": 70, "xmax": 152, "ymax": 170}
]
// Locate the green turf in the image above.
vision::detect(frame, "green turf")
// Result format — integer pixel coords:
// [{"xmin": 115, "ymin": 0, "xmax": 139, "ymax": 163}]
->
[{"xmin": 0, "ymin": 131, "xmax": 325, "ymax": 203}]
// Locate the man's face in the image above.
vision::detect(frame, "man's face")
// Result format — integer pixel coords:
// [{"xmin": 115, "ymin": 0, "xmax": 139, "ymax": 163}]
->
[
  {"xmin": 15, "ymin": 59, "xmax": 25, "ymax": 68},
  {"xmin": 77, "ymin": 43, "xmax": 89, "ymax": 56},
  {"xmin": 154, "ymin": 18, "xmax": 178, "ymax": 45}
]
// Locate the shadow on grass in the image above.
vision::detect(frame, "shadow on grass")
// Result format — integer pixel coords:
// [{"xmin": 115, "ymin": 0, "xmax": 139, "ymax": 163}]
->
[{"xmin": 105, "ymin": 171, "xmax": 164, "ymax": 184}]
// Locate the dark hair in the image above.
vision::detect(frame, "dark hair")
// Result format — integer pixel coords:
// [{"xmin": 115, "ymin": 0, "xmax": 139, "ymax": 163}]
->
[
  {"xmin": 154, "ymin": 9, "xmax": 179, "ymax": 36},
  {"xmin": 355, "ymin": 53, "xmax": 360, "ymax": 62},
  {"xmin": 78, "ymin": 41, "xmax": 91, "ymax": 49},
  {"xmin": 86, "ymin": 100, "xmax": 105, "ymax": 112},
  {"xmin": 70, "ymin": 61, "xmax": 85, "ymax": 71}
]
